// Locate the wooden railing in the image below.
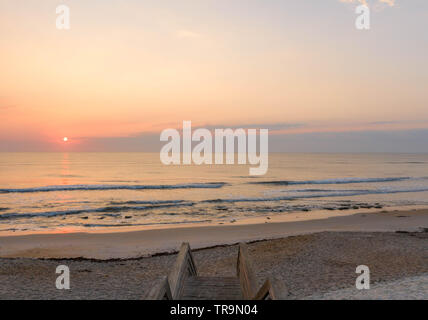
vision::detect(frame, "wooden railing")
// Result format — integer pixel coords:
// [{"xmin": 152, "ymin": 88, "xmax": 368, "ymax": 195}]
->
[
  {"xmin": 237, "ymin": 242, "xmax": 288, "ymax": 300},
  {"xmin": 237, "ymin": 242, "xmax": 258, "ymax": 299},
  {"xmin": 147, "ymin": 242, "xmax": 287, "ymax": 300},
  {"xmin": 146, "ymin": 276, "xmax": 172, "ymax": 300},
  {"xmin": 145, "ymin": 243, "xmax": 197, "ymax": 300},
  {"xmin": 253, "ymin": 278, "xmax": 288, "ymax": 300},
  {"xmin": 168, "ymin": 242, "xmax": 198, "ymax": 299}
]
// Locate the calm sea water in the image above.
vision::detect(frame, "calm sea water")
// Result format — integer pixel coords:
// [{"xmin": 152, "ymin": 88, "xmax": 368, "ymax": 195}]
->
[{"xmin": 1, "ymin": 153, "xmax": 428, "ymax": 234}]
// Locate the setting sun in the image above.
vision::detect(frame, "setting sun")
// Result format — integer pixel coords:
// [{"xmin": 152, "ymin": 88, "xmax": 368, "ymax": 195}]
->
[{"xmin": 63, "ymin": 137, "xmax": 68, "ymax": 142}]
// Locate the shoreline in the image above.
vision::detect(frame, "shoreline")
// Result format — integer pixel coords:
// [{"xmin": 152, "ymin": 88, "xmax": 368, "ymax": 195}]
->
[
  {"xmin": 3, "ymin": 204, "xmax": 426, "ymax": 237},
  {"xmin": 1, "ymin": 208, "xmax": 427, "ymax": 259}
]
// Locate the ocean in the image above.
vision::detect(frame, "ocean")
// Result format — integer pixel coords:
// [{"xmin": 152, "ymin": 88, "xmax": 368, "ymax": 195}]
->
[{"xmin": 1, "ymin": 152, "xmax": 428, "ymax": 234}]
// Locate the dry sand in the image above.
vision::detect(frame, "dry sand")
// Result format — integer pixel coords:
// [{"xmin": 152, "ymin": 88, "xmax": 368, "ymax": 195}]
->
[
  {"xmin": 303, "ymin": 274, "xmax": 428, "ymax": 300},
  {"xmin": 0, "ymin": 209, "xmax": 427, "ymax": 299},
  {"xmin": 0, "ymin": 231, "xmax": 426, "ymax": 299}
]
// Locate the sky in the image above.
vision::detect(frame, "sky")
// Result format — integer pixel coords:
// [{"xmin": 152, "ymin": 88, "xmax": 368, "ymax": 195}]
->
[{"xmin": 0, "ymin": 0, "xmax": 427, "ymax": 152}]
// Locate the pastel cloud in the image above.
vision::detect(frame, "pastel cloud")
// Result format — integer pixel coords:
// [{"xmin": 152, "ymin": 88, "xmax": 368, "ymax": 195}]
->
[
  {"xmin": 176, "ymin": 29, "xmax": 201, "ymax": 39},
  {"xmin": 339, "ymin": 0, "xmax": 395, "ymax": 6},
  {"xmin": 379, "ymin": 0, "xmax": 395, "ymax": 6}
]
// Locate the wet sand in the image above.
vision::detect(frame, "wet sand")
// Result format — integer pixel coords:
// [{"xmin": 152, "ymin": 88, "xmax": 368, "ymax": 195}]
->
[{"xmin": 1, "ymin": 209, "xmax": 427, "ymax": 259}]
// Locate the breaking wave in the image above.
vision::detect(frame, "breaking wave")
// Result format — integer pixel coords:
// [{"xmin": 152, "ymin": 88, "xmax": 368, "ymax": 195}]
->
[
  {"xmin": 203, "ymin": 186, "xmax": 428, "ymax": 203},
  {"xmin": 0, "ymin": 182, "xmax": 226, "ymax": 194},
  {"xmin": 0, "ymin": 202, "xmax": 195, "ymax": 220},
  {"xmin": 250, "ymin": 177, "xmax": 412, "ymax": 186}
]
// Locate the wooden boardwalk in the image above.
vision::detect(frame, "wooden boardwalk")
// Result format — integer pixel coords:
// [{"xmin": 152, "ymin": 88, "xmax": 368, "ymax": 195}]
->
[
  {"xmin": 146, "ymin": 242, "xmax": 287, "ymax": 300},
  {"xmin": 181, "ymin": 277, "xmax": 242, "ymax": 300}
]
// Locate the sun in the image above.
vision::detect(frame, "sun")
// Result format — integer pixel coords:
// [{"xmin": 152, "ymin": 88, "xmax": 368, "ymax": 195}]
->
[{"xmin": 63, "ymin": 137, "xmax": 68, "ymax": 142}]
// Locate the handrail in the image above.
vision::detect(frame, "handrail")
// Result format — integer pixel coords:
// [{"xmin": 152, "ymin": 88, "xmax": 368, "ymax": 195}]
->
[
  {"xmin": 146, "ymin": 242, "xmax": 287, "ymax": 300},
  {"xmin": 253, "ymin": 278, "xmax": 288, "ymax": 300},
  {"xmin": 146, "ymin": 276, "xmax": 173, "ymax": 300},
  {"xmin": 236, "ymin": 242, "xmax": 258, "ymax": 300},
  {"xmin": 168, "ymin": 242, "xmax": 198, "ymax": 299}
]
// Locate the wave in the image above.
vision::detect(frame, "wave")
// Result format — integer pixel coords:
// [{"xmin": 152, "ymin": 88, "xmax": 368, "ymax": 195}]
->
[
  {"xmin": 109, "ymin": 200, "xmax": 187, "ymax": 205},
  {"xmin": 250, "ymin": 177, "xmax": 412, "ymax": 186},
  {"xmin": 203, "ymin": 186, "xmax": 428, "ymax": 203},
  {"xmin": 82, "ymin": 219, "xmax": 213, "ymax": 228},
  {"xmin": 0, "ymin": 202, "xmax": 195, "ymax": 220},
  {"xmin": 286, "ymin": 188, "xmax": 371, "ymax": 193},
  {"xmin": 3, "ymin": 185, "xmax": 428, "ymax": 221},
  {"xmin": 0, "ymin": 182, "xmax": 226, "ymax": 194},
  {"xmin": 386, "ymin": 161, "xmax": 427, "ymax": 164}
]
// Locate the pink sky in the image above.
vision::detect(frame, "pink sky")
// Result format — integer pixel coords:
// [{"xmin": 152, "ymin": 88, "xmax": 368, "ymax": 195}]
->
[{"xmin": 0, "ymin": 0, "xmax": 427, "ymax": 151}]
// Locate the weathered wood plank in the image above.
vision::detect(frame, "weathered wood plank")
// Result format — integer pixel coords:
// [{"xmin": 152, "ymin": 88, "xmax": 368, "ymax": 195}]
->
[
  {"xmin": 181, "ymin": 276, "xmax": 243, "ymax": 300},
  {"xmin": 146, "ymin": 276, "xmax": 173, "ymax": 300},
  {"xmin": 168, "ymin": 242, "xmax": 197, "ymax": 299},
  {"xmin": 253, "ymin": 278, "xmax": 271, "ymax": 300},
  {"xmin": 147, "ymin": 242, "xmax": 288, "ymax": 300},
  {"xmin": 236, "ymin": 242, "xmax": 258, "ymax": 300},
  {"xmin": 253, "ymin": 278, "xmax": 288, "ymax": 300}
]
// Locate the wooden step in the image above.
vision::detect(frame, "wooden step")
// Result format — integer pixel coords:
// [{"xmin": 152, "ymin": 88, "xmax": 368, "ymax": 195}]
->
[
  {"xmin": 180, "ymin": 276, "xmax": 243, "ymax": 300},
  {"xmin": 145, "ymin": 242, "xmax": 287, "ymax": 300}
]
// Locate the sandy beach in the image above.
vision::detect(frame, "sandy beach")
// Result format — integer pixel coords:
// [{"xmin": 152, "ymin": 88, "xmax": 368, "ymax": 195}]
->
[
  {"xmin": 2, "ymin": 0, "xmax": 428, "ymax": 303},
  {"xmin": 0, "ymin": 230, "xmax": 427, "ymax": 299},
  {"xmin": 0, "ymin": 209, "xmax": 427, "ymax": 299},
  {"xmin": 1, "ymin": 208, "xmax": 427, "ymax": 259}
]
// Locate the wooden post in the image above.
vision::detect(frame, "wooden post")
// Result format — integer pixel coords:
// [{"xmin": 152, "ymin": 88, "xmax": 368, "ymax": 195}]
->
[
  {"xmin": 253, "ymin": 278, "xmax": 288, "ymax": 300},
  {"xmin": 168, "ymin": 242, "xmax": 198, "ymax": 299},
  {"xmin": 237, "ymin": 242, "xmax": 258, "ymax": 299},
  {"xmin": 146, "ymin": 276, "xmax": 173, "ymax": 300}
]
